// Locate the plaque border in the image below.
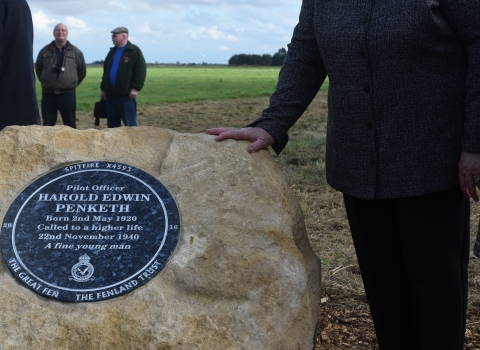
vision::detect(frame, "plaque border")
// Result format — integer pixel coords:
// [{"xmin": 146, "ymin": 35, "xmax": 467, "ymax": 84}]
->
[{"xmin": 1, "ymin": 161, "xmax": 181, "ymax": 302}]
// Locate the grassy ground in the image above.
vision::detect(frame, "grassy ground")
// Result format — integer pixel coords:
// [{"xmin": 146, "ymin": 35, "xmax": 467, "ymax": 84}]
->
[
  {"xmin": 36, "ymin": 66, "xmax": 330, "ymax": 112},
  {"xmin": 73, "ymin": 92, "xmax": 480, "ymax": 349}
]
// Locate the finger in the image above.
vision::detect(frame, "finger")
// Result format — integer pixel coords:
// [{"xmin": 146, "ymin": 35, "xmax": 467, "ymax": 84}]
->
[
  {"xmin": 459, "ymin": 175, "xmax": 472, "ymax": 199},
  {"xmin": 466, "ymin": 176, "xmax": 479, "ymax": 202},
  {"xmin": 247, "ymin": 139, "xmax": 269, "ymax": 153},
  {"xmin": 205, "ymin": 127, "xmax": 237, "ymax": 136},
  {"xmin": 247, "ymin": 133, "xmax": 275, "ymax": 153},
  {"xmin": 215, "ymin": 129, "xmax": 250, "ymax": 142}
]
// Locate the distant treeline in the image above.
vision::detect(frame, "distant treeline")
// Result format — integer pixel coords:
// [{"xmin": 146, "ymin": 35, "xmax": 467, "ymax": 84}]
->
[
  {"xmin": 89, "ymin": 61, "xmax": 229, "ymax": 67},
  {"xmin": 228, "ymin": 48, "xmax": 286, "ymax": 66},
  {"xmin": 90, "ymin": 48, "xmax": 287, "ymax": 66}
]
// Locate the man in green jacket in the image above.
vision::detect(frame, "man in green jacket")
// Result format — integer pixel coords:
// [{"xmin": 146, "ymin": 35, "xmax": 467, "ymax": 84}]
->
[
  {"xmin": 100, "ymin": 27, "xmax": 146, "ymax": 127},
  {"xmin": 35, "ymin": 23, "xmax": 86, "ymax": 128}
]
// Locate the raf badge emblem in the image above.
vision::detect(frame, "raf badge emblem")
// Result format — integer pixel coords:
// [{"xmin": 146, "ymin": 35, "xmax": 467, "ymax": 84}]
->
[{"xmin": 70, "ymin": 254, "xmax": 95, "ymax": 282}]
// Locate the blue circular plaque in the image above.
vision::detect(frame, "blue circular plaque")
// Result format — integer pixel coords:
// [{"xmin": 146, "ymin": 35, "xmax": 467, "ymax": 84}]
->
[{"xmin": 1, "ymin": 162, "xmax": 180, "ymax": 302}]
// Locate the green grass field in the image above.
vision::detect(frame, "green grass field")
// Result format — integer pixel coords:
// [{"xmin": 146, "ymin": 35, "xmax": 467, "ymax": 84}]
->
[{"xmin": 36, "ymin": 66, "xmax": 329, "ymax": 112}]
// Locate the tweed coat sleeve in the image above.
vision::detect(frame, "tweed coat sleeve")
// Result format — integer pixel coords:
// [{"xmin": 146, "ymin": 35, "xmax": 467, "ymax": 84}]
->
[
  {"xmin": 248, "ymin": 0, "xmax": 327, "ymax": 154},
  {"xmin": 0, "ymin": 1, "xmax": 4, "ymax": 69},
  {"xmin": 0, "ymin": 0, "xmax": 40, "ymax": 130},
  {"xmin": 440, "ymin": 0, "xmax": 480, "ymax": 153}
]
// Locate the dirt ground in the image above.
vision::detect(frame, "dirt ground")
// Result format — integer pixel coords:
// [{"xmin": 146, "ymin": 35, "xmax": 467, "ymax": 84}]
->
[{"xmin": 75, "ymin": 93, "xmax": 480, "ymax": 349}]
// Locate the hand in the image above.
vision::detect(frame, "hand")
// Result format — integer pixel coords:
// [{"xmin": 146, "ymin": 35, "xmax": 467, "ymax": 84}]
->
[
  {"xmin": 458, "ymin": 151, "xmax": 480, "ymax": 201},
  {"xmin": 129, "ymin": 89, "xmax": 138, "ymax": 100},
  {"xmin": 206, "ymin": 127, "xmax": 275, "ymax": 153},
  {"xmin": 100, "ymin": 91, "xmax": 106, "ymax": 100}
]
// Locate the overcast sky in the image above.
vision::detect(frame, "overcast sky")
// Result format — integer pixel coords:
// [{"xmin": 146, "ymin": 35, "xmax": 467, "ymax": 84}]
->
[{"xmin": 29, "ymin": 0, "xmax": 301, "ymax": 64}]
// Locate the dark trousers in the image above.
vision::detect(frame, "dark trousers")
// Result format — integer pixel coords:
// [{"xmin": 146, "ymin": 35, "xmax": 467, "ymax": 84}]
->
[
  {"xmin": 105, "ymin": 95, "xmax": 137, "ymax": 128},
  {"xmin": 343, "ymin": 186, "xmax": 469, "ymax": 350},
  {"xmin": 41, "ymin": 93, "xmax": 76, "ymax": 128}
]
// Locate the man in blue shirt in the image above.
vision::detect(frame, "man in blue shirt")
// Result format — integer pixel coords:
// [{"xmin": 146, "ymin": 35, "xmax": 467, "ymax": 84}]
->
[{"xmin": 100, "ymin": 27, "xmax": 147, "ymax": 127}]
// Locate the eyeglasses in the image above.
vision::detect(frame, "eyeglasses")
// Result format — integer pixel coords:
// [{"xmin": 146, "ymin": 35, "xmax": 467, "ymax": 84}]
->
[{"xmin": 54, "ymin": 29, "xmax": 67, "ymax": 33}]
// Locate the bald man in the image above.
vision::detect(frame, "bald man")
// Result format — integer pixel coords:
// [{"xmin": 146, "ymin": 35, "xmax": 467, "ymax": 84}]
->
[{"xmin": 35, "ymin": 23, "xmax": 86, "ymax": 128}]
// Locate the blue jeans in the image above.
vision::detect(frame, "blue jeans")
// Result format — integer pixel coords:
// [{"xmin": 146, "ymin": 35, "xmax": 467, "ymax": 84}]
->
[
  {"xmin": 41, "ymin": 93, "xmax": 76, "ymax": 128},
  {"xmin": 105, "ymin": 95, "xmax": 137, "ymax": 128}
]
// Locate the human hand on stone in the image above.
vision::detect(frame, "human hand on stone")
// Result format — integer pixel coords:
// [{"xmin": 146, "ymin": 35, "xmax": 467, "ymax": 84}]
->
[
  {"xmin": 458, "ymin": 151, "xmax": 480, "ymax": 202},
  {"xmin": 206, "ymin": 127, "xmax": 275, "ymax": 154}
]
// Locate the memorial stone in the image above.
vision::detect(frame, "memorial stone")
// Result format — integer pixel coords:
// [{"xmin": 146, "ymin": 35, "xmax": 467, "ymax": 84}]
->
[{"xmin": 0, "ymin": 126, "xmax": 322, "ymax": 349}]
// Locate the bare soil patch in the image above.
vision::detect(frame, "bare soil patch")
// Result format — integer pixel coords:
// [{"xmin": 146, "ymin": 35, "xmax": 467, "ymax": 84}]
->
[{"xmin": 75, "ymin": 92, "xmax": 480, "ymax": 349}]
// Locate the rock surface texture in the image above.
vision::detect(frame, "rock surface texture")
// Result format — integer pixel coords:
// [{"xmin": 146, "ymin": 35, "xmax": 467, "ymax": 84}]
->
[{"xmin": 0, "ymin": 126, "xmax": 321, "ymax": 350}]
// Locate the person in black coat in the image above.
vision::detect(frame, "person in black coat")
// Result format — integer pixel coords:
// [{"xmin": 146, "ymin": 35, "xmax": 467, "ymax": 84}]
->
[
  {"xmin": 207, "ymin": 0, "xmax": 480, "ymax": 349},
  {"xmin": 0, "ymin": 0, "xmax": 40, "ymax": 130}
]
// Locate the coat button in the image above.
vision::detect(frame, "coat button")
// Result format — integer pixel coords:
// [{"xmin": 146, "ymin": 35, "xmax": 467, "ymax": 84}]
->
[
  {"xmin": 360, "ymin": 51, "xmax": 366, "ymax": 59},
  {"xmin": 370, "ymin": 158, "xmax": 376, "ymax": 165},
  {"xmin": 365, "ymin": 86, "xmax": 371, "ymax": 93},
  {"xmin": 366, "ymin": 121, "xmax": 373, "ymax": 129}
]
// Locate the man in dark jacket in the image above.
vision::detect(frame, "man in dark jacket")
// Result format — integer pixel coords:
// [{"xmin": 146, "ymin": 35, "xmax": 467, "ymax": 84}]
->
[
  {"xmin": 35, "ymin": 23, "xmax": 86, "ymax": 128},
  {"xmin": 100, "ymin": 27, "xmax": 146, "ymax": 128},
  {"xmin": 0, "ymin": 0, "xmax": 40, "ymax": 130}
]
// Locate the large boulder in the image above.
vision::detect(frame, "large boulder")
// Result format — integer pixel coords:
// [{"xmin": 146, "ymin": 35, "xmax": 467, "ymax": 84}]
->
[{"xmin": 0, "ymin": 126, "xmax": 321, "ymax": 349}]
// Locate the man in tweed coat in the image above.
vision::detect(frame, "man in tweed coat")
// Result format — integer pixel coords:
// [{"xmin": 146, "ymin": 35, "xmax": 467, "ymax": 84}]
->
[
  {"xmin": 208, "ymin": 0, "xmax": 480, "ymax": 349},
  {"xmin": 0, "ymin": 0, "xmax": 40, "ymax": 129}
]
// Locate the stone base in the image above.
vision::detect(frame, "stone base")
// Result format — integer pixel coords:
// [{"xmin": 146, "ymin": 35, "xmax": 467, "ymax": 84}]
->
[{"xmin": 0, "ymin": 126, "xmax": 321, "ymax": 349}]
